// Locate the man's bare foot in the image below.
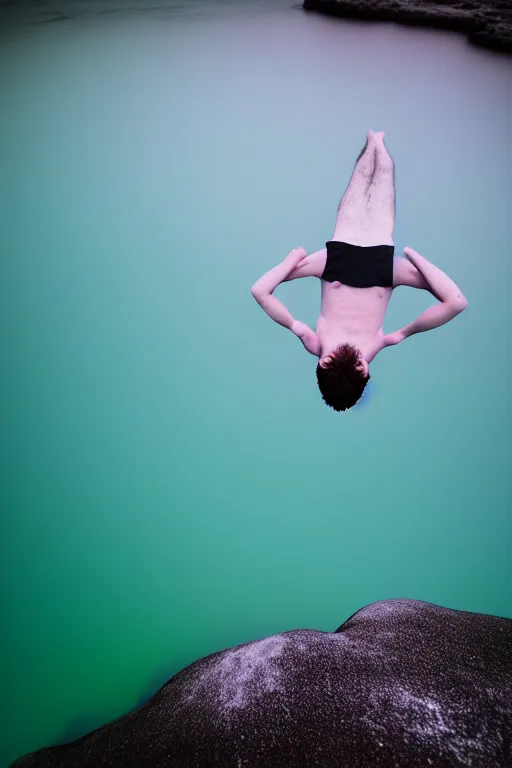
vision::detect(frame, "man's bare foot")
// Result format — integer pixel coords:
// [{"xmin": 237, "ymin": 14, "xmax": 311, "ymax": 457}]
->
[{"xmin": 368, "ymin": 130, "xmax": 386, "ymax": 144}]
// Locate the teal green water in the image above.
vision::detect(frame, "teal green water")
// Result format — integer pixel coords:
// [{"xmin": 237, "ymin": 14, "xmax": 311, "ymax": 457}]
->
[{"xmin": 2, "ymin": 2, "xmax": 512, "ymax": 764}]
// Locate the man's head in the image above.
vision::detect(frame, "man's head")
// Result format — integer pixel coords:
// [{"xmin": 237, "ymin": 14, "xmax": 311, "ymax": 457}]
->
[{"xmin": 316, "ymin": 343, "xmax": 370, "ymax": 412}]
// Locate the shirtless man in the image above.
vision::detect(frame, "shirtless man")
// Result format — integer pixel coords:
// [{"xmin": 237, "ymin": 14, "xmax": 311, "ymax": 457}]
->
[{"xmin": 251, "ymin": 130, "xmax": 468, "ymax": 412}]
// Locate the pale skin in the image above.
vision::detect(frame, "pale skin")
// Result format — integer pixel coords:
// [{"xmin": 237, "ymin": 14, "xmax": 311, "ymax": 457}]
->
[{"xmin": 251, "ymin": 130, "xmax": 468, "ymax": 377}]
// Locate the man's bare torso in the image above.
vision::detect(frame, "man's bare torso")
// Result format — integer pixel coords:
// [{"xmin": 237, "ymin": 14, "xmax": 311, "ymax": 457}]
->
[
  {"xmin": 285, "ymin": 244, "xmax": 403, "ymax": 363},
  {"xmin": 317, "ymin": 278, "xmax": 393, "ymax": 363}
]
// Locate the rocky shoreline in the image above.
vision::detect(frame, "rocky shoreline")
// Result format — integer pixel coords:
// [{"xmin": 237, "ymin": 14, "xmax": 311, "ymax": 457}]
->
[
  {"xmin": 303, "ymin": 0, "xmax": 512, "ymax": 54},
  {"xmin": 11, "ymin": 600, "xmax": 512, "ymax": 767}
]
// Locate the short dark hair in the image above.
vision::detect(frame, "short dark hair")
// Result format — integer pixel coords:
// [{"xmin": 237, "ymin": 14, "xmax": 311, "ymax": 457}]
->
[{"xmin": 316, "ymin": 343, "xmax": 370, "ymax": 412}]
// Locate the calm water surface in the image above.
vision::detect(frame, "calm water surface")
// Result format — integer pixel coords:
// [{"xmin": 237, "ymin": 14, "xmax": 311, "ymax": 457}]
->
[{"xmin": 2, "ymin": 0, "xmax": 511, "ymax": 763}]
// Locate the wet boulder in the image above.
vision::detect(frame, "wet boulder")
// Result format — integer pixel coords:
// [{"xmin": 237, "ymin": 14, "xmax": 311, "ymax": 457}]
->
[{"xmin": 11, "ymin": 599, "xmax": 512, "ymax": 767}]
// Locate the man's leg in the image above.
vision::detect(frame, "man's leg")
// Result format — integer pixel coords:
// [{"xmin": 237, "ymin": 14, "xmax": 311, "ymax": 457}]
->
[
  {"xmin": 332, "ymin": 131, "xmax": 395, "ymax": 247},
  {"xmin": 367, "ymin": 132, "xmax": 395, "ymax": 244}
]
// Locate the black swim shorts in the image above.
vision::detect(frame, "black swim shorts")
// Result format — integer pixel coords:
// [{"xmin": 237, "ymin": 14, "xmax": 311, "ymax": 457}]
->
[{"xmin": 321, "ymin": 240, "xmax": 394, "ymax": 288}]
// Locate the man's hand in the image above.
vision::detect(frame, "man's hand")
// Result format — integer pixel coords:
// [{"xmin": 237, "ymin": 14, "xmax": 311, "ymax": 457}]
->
[
  {"xmin": 252, "ymin": 247, "xmax": 307, "ymax": 301},
  {"xmin": 284, "ymin": 247, "xmax": 307, "ymax": 269},
  {"xmin": 404, "ymin": 246, "xmax": 419, "ymax": 261}
]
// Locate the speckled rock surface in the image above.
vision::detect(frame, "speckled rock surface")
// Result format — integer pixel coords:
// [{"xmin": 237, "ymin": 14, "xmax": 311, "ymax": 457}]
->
[
  {"xmin": 11, "ymin": 599, "xmax": 512, "ymax": 767},
  {"xmin": 303, "ymin": 0, "xmax": 512, "ymax": 54}
]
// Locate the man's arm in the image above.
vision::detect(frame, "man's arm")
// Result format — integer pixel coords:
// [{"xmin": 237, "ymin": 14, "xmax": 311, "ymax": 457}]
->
[
  {"xmin": 385, "ymin": 247, "xmax": 468, "ymax": 346},
  {"xmin": 282, "ymin": 248, "xmax": 327, "ymax": 281},
  {"xmin": 251, "ymin": 247, "xmax": 321, "ymax": 356}
]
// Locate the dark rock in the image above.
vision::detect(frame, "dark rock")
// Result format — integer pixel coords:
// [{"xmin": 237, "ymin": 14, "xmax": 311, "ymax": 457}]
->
[
  {"xmin": 10, "ymin": 599, "xmax": 512, "ymax": 767},
  {"xmin": 303, "ymin": 0, "xmax": 512, "ymax": 54}
]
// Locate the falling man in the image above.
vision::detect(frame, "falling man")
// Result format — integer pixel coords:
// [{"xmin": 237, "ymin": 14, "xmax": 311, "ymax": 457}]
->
[{"xmin": 251, "ymin": 131, "xmax": 468, "ymax": 411}]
